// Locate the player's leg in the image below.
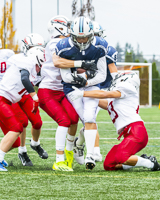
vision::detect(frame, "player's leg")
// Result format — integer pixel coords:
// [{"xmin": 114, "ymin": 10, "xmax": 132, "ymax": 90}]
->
[
  {"xmin": 61, "ymin": 96, "xmax": 79, "ymax": 168},
  {"xmin": 66, "ymin": 93, "xmax": 85, "ymax": 165},
  {"xmin": 11, "ymin": 102, "xmax": 33, "ymax": 166},
  {"xmin": 0, "ymin": 97, "xmax": 23, "ymax": 171},
  {"xmin": 104, "ymin": 122, "xmax": 159, "ymax": 171},
  {"xmin": 94, "ymin": 106, "xmax": 102, "ymax": 162},
  {"xmin": 83, "ymin": 87, "xmax": 99, "ymax": 170},
  {"xmin": 38, "ymin": 89, "xmax": 73, "ymax": 171},
  {"xmin": 19, "ymin": 94, "xmax": 48, "ymax": 159}
]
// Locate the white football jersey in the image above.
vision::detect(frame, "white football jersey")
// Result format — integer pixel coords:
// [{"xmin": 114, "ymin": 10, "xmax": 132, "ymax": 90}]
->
[
  {"xmin": 107, "ymin": 82, "xmax": 142, "ymax": 133},
  {"xmin": 0, "ymin": 53, "xmax": 38, "ymax": 103},
  {"xmin": 39, "ymin": 38, "xmax": 63, "ymax": 91},
  {"xmin": 0, "ymin": 49, "xmax": 15, "ymax": 81}
]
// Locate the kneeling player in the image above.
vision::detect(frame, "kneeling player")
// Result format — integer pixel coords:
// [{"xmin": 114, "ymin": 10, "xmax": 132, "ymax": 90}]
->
[{"xmin": 70, "ymin": 72, "xmax": 160, "ymax": 171}]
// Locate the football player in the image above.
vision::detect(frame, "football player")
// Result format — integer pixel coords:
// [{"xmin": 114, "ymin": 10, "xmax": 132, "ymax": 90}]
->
[
  {"xmin": 38, "ymin": 15, "xmax": 79, "ymax": 171},
  {"xmin": 70, "ymin": 72, "xmax": 160, "ymax": 171},
  {"xmin": 0, "ymin": 34, "xmax": 48, "ymax": 167},
  {"xmin": 54, "ymin": 16, "xmax": 108, "ymax": 170},
  {"xmin": 0, "ymin": 46, "xmax": 47, "ymax": 171}
]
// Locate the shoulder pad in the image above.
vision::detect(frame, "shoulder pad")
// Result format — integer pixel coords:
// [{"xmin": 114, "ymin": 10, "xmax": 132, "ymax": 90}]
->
[
  {"xmin": 55, "ymin": 38, "xmax": 71, "ymax": 56},
  {"xmin": 106, "ymin": 46, "xmax": 117, "ymax": 63},
  {"xmin": 95, "ymin": 36, "xmax": 108, "ymax": 49}
]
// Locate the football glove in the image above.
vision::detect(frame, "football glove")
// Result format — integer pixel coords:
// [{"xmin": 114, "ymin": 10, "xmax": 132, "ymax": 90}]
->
[
  {"xmin": 32, "ymin": 100, "xmax": 39, "ymax": 114},
  {"xmin": 68, "ymin": 86, "xmax": 84, "ymax": 102},
  {"xmin": 86, "ymin": 69, "xmax": 97, "ymax": 79},
  {"xmin": 81, "ymin": 61, "xmax": 97, "ymax": 71},
  {"xmin": 71, "ymin": 74, "xmax": 87, "ymax": 87}
]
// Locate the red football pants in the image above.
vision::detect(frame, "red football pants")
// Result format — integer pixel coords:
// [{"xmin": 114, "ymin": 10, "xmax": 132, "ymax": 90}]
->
[
  {"xmin": 38, "ymin": 89, "xmax": 79, "ymax": 127},
  {"xmin": 0, "ymin": 94, "xmax": 42, "ymax": 148},
  {"xmin": 103, "ymin": 121, "xmax": 148, "ymax": 171}
]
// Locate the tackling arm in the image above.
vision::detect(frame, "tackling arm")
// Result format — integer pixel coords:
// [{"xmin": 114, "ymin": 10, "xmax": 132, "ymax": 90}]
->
[{"xmin": 83, "ymin": 90, "xmax": 121, "ymax": 99}]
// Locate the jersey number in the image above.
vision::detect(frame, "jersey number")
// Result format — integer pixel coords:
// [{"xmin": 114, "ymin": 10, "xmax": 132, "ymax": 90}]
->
[
  {"xmin": 0, "ymin": 62, "xmax": 6, "ymax": 73},
  {"xmin": 108, "ymin": 101, "xmax": 118, "ymax": 123}
]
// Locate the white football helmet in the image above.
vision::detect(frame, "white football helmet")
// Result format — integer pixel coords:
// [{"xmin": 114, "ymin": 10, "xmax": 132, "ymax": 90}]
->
[
  {"xmin": 0, "ymin": 38, "xmax": 2, "ymax": 48},
  {"xmin": 26, "ymin": 46, "xmax": 45, "ymax": 68},
  {"xmin": 92, "ymin": 21, "xmax": 104, "ymax": 38},
  {"xmin": 70, "ymin": 16, "xmax": 94, "ymax": 51},
  {"xmin": 22, "ymin": 33, "xmax": 45, "ymax": 55},
  {"xmin": 110, "ymin": 71, "xmax": 140, "ymax": 91},
  {"xmin": 47, "ymin": 15, "xmax": 70, "ymax": 39}
]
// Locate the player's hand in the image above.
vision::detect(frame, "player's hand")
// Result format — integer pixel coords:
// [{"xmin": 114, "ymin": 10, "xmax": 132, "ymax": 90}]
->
[
  {"xmin": 71, "ymin": 74, "xmax": 87, "ymax": 87},
  {"xmin": 81, "ymin": 61, "xmax": 97, "ymax": 71},
  {"xmin": 68, "ymin": 86, "xmax": 84, "ymax": 101},
  {"xmin": 86, "ymin": 69, "xmax": 97, "ymax": 79},
  {"xmin": 32, "ymin": 100, "xmax": 39, "ymax": 114}
]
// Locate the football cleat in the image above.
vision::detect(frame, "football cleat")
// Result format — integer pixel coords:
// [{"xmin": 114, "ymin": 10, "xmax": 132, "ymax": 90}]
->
[
  {"xmin": 52, "ymin": 161, "xmax": 73, "ymax": 171},
  {"xmin": 85, "ymin": 156, "xmax": 96, "ymax": 170},
  {"xmin": 73, "ymin": 137, "xmax": 85, "ymax": 165},
  {"xmin": 64, "ymin": 148, "xmax": 74, "ymax": 169},
  {"xmin": 2, "ymin": 160, "xmax": 8, "ymax": 167},
  {"xmin": 30, "ymin": 144, "xmax": 48, "ymax": 159},
  {"xmin": 0, "ymin": 162, "xmax": 7, "ymax": 172},
  {"xmin": 18, "ymin": 152, "xmax": 33, "ymax": 166},
  {"xmin": 149, "ymin": 155, "xmax": 160, "ymax": 171},
  {"xmin": 94, "ymin": 153, "xmax": 102, "ymax": 162},
  {"xmin": 140, "ymin": 154, "xmax": 150, "ymax": 159}
]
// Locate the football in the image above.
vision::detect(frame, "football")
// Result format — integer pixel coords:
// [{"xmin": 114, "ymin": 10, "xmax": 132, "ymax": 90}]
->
[{"xmin": 77, "ymin": 68, "xmax": 86, "ymax": 74}]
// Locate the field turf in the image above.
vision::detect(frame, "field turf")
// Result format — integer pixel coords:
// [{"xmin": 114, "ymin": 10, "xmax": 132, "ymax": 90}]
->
[{"xmin": 0, "ymin": 107, "xmax": 160, "ymax": 200}]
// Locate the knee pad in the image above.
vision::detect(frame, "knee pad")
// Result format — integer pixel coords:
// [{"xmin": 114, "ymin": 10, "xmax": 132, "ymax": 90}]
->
[
  {"xmin": 70, "ymin": 114, "xmax": 79, "ymax": 125},
  {"xmin": 12, "ymin": 137, "xmax": 20, "ymax": 148},
  {"xmin": 32, "ymin": 120, "xmax": 42, "ymax": 130},
  {"xmin": 84, "ymin": 112, "xmax": 96, "ymax": 123},
  {"xmin": 58, "ymin": 118, "xmax": 71, "ymax": 127},
  {"xmin": 22, "ymin": 117, "xmax": 28, "ymax": 128},
  {"xmin": 11, "ymin": 123, "xmax": 23, "ymax": 133}
]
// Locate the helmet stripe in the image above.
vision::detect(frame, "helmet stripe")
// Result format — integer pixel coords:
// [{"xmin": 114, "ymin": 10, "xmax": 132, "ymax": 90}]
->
[{"xmin": 79, "ymin": 17, "xmax": 84, "ymax": 33}]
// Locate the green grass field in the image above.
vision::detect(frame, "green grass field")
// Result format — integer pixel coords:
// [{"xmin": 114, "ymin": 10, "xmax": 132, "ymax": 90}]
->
[{"xmin": 0, "ymin": 107, "xmax": 160, "ymax": 200}]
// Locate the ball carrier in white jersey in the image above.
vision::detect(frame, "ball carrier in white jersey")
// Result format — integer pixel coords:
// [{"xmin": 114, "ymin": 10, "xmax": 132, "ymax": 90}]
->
[
  {"xmin": 0, "ymin": 46, "xmax": 47, "ymax": 171},
  {"xmin": 70, "ymin": 71, "xmax": 160, "ymax": 171}
]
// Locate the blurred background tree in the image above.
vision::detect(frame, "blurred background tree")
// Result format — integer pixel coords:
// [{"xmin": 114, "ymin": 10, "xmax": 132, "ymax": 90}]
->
[
  {"xmin": 0, "ymin": 1, "xmax": 20, "ymax": 51},
  {"xmin": 72, "ymin": 0, "xmax": 95, "ymax": 20}
]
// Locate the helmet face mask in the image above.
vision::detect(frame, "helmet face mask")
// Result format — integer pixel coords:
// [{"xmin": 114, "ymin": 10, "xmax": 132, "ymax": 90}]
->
[
  {"xmin": 48, "ymin": 15, "xmax": 69, "ymax": 39},
  {"xmin": 22, "ymin": 33, "xmax": 45, "ymax": 55},
  {"xmin": 70, "ymin": 17, "xmax": 94, "ymax": 51},
  {"xmin": 26, "ymin": 46, "xmax": 45, "ymax": 69}
]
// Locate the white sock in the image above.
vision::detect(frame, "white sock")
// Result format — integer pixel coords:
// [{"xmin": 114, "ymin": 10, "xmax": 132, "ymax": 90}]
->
[
  {"xmin": 84, "ymin": 129, "xmax": 97, "ymax": 157},
  {"xmin": 55, "ymin": 126, "xmax": 68, "ymax": 151},
  {"xmin": 122, "ymin": 165, "xmax": 133, "ymax": 170},
  {"xmin": 122, "ymin": 156, "xmax": 154, "ymax": 170},
  {"xmin": 31, "ymin": 138, "xmax": 40, "ymax": 146},
  {"xmin": 66, "ymin": 134, "xmax": 75, "ymax": 151},
  {"xmin": 135, "ymin": 156, "xmax": 154, "ymax": 169},
  {"xmin": 76, "ymin": 127, "xmax": 85, "ymax": 146},
  {"xmin": 18, "ymin": 146, "xmax": 27, "ymax": 154},
  {"xmin": 56, "ymin": 154, "xmax": 64, "ymax": 163},
  {"xmin": 94, "ymin": 147, "xmax": 101, "ymax": 155},
  {"xmin": 0, "ymin": 149, "xmax": 6, "ymax": 162}
]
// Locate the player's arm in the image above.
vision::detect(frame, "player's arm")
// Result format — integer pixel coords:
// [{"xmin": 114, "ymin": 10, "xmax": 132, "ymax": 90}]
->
[
  {"xmin": 53, "ymin": 53, "xmax": 97, "ymax": 70},
  {"xmin": 86, "ymin": 56, "xmax": 106, "ymax": 87},
  {"xmin": 52, "ymin": 54, "xmax": 74, "ymax": 68},
  {"xmin": 83, "ymin": 90, "xmax": 121, "ymax": 99},
  {"xmin": 20, "ymin": 69, "xmax": 37, "ymax": 98}
]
